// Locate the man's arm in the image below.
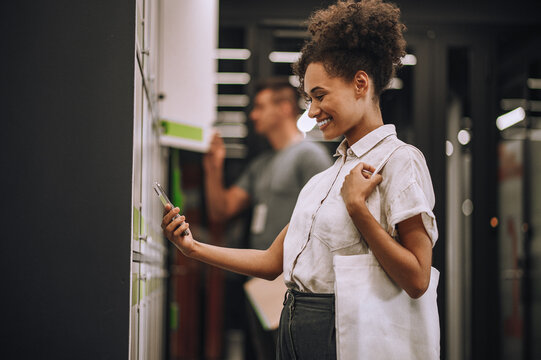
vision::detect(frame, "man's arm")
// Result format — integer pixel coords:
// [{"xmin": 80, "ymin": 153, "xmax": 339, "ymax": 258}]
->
[{"xmin": 203, "ymin": 133, "xmax": 251, "ymax": 222}]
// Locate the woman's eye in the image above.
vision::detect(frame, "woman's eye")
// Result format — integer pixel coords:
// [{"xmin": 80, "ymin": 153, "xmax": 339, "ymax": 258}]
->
[{"xmin": 316, "ymin": 94, "xmax": 325, "ymax": 101}]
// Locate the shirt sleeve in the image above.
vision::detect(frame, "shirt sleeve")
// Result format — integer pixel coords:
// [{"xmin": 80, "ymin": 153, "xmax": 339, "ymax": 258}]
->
[{"xmin": 383, "ymin": 146, "xmax": 438, "ymax": 246}]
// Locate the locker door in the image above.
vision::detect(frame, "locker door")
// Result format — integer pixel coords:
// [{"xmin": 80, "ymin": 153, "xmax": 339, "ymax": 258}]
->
[
  {"xmin": 138, "ymin": 262, "xmax": 149, "ymax": 359},
  {"xmin": 133, "ymin": 65, "xmax": 144, "ymax": 254},
  {"xmin": 130, "ymin": 262, "xmax": 140, "ymax": 360}
]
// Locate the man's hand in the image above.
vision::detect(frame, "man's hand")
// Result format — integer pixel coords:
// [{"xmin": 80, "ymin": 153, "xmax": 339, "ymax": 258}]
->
[{"xmin": 203, "ymin": 133, "xmax": 226, "ymax": 171}]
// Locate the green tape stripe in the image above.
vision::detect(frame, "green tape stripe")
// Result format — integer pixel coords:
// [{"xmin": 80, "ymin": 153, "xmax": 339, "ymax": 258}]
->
[
  {"xmin": 170, "ymin": 302, "xmax": 179, "ymax": 330},
  {"xmin": 162, "ymin": 120, "xmax": 203, "ymax": 141},
  {"xmin": 139, "ymin": 278, "xmax": 145, "ymax": 301},
  {"xmin": 132, "ymin": 274, "xmax": 138, "ymax": 306}
]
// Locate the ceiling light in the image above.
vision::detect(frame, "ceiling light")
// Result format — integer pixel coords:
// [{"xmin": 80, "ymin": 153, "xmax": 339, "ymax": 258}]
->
[
  {"xmin": 446, "ymin": 141, "xmax": 454, "ymax": 156},
  {"xmin": 400, "ymin": 54, "xmax": 417, "ymax": 66},
  {"xmin": 215, "ymin": 48, "xmax": 251, "ymax": 60},
  {"xmin": 496, "ymin": 107, "xmax": 526, "ymax": 130},
  {"xmin": 296, "ymin": 108, "xmax": 316, "ymax": 133},
  {"xmin": 269, "ymin": 51, "xmax": 301, "ymax": 63},
  {"xmin": 388, "ymin": 78, "xmax": 403, "ymax": 90},
  {"xmin": 457, "ymin": 129, "xmax": 471, "ymax": 145},
  {"xmin": 527, "ymin": 78, "xmax": 541, "ymax": 89},
  {"xmin": 215, "ymin": 72, "xmax": 250, "ymax": 84}
]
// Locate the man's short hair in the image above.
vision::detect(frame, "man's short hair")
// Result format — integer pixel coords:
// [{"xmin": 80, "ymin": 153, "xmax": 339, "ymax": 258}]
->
[{"xmin": 254, "ymin": 77, "xmax": 300, "ymax": 117}]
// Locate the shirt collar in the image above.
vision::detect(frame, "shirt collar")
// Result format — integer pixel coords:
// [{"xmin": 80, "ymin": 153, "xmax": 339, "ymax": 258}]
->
[{"xmin": 334, "ymin": 124, "xmax": 396, "ymax": 158}]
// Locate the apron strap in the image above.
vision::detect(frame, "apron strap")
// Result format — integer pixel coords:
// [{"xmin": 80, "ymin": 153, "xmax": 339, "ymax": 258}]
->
[
  {"xmin": 365, "ymin": 143, "xmax": 409, "ymax": 255},
  {"xmin": 373, "ymin": 144, "xmax": 409, "ymax": 176}
]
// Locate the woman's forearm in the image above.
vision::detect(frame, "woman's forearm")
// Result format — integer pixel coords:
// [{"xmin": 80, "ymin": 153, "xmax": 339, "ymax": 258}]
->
[
  {"xmin": 188, "ymin": 242, "xmax": 281, "ymax": 280},
  {"xmin": 348, "ymin": 203, "xmax": 432, "ymax": 298},
  {"xmin": 179, "ymin": 224, "xmax": 287, "ymax": 281}
]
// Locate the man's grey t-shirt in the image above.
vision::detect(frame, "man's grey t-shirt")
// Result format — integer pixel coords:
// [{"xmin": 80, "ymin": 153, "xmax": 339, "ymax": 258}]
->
[{"xmin": 235, "ymin": 140, "xmax": 332, "ymax": 250}]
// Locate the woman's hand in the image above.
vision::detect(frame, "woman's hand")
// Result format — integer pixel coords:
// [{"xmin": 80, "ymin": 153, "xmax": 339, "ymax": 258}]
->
[
  {"xmin": 340, "ymin": 162, "xmax": 382, "ymax": 214},
  {"xmin": 161, "ymin": 204, "xmax": 195, "ymax": 256}
]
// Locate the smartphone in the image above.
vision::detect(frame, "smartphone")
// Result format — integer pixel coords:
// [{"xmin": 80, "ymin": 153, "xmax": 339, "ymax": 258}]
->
[{"xmin": 153, "ymin": 182, "xmax": 189, "ymax": 236}]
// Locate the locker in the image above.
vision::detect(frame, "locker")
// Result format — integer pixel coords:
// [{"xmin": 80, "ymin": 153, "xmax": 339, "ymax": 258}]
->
[
  {"xmin": 132, "ymin": 65, "xmax": 144, "ymax": 254},
  {"xmin": 130, "ymin": 262, "xmax": 141, "ymax": 360}
]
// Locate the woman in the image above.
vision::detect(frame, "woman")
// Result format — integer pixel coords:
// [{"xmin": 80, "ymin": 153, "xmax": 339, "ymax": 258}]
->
[{"xmin": 162, "ymin": 0, "xmax": 438, "ymax": 358}]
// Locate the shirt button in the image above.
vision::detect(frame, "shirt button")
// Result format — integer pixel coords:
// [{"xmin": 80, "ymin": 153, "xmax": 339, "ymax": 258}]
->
[{"xmin": 347, "ymin": 149, "xmax": 354, "ymax": 156}]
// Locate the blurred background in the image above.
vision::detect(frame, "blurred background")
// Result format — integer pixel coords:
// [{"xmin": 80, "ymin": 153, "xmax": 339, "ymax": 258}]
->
[{"xmin": 1, "ymin": 0, "xmax": 540, "ymax": 359}]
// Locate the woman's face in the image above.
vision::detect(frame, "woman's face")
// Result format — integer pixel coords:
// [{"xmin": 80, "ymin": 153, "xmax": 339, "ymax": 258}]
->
[{"xmin": 304, "ymin": 62, "xmax": 375, "ymax": 144}]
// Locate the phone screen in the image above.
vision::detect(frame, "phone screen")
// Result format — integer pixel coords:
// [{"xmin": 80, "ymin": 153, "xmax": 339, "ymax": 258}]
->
[
  {"xmin": 153, "ymin": 182, "xmax": 189, "ymax": 236},
  {"xmin": 153, "ymin": 182, "xmax": 172, "ymax": 207}
]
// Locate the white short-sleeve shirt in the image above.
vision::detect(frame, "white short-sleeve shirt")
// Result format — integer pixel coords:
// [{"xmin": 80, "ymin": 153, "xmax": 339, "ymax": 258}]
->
[{"xmin": 283, "ymin": 124, "xmax": 438, "ymax": 293}]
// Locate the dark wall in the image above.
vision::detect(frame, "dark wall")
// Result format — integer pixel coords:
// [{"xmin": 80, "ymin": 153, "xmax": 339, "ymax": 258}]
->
[
  {"xmin": 1, "ymin": 1, "xmax": 135, "ymax": 358},
  {"xmin": 220, "ymin": 0, "xmax": 541, "ymax": 26}
]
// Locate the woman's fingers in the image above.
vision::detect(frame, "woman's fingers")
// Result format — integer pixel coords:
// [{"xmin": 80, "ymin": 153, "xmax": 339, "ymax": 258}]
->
[
  {"xmin": 352, "ymin": 162, "xmax": 377, "ymax": 179},
  {"xmin": 163, "ymin": 203, "xmax": 172, "ymax": 216},
  {"xmin": 161, "ymin": 207, "xmax": 180, "ymax": 229},
  {"xmin": 173, "ymin": 221, "xmax": 190, "ymax": 237},
  {"xmin": 371, "ymin": 173, "xmax": 383, "ymax": 185},
  {"xmin": 363, "ymin": 163, "xmax": 377, "ymax": 174},
  {"xmin": 164, "ymin": 215, "xmax": 185, "ymax": 235}
]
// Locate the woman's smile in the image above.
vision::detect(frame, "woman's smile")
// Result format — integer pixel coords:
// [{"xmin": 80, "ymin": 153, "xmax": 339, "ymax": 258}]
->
[{"xmin": 317, "ymin": 116, "xmax": 334, "ymax": 130}]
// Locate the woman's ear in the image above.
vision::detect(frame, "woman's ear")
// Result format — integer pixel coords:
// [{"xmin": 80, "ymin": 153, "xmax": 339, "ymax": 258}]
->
[{"xmin": 353, "ymin": 70, "xmax": 369, "ymax": 98}]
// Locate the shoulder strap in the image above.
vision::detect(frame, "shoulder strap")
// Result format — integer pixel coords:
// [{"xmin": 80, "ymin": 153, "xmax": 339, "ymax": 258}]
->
[{"xmin": 373, "ymin": 144, "xmax": 408, "ymax": 175}]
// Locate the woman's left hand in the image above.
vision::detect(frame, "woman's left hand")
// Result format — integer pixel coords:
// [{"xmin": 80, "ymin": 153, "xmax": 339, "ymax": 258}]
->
[{"xmin": 340, "ymin": 162, "xmax": 382, "ymax": 213}]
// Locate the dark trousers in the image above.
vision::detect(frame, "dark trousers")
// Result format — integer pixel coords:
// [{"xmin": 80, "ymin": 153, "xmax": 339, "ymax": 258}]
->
[{"xmin": 277, "ymin": 290, "xmax": 336, "ymax": 360}]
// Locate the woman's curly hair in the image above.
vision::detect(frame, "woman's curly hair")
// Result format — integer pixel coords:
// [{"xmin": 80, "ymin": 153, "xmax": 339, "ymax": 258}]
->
[{"xmin": 293, "ymin": 0, "xmax": 406, "ymax": 100}]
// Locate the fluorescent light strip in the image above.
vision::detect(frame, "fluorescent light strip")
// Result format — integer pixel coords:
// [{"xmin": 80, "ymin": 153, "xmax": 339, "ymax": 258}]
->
[
  {"xmin": 289, "ymin": 75, "xmax": 300, "ymax": 88},
  {"xmin": 269, "ymin": 51, "xmax": 301, "ymax": 63},
  {"xmin": 215, "ymin": 123, "xmax": 248, "ymax": 138},
  {"xmin": 215, "ymin": 48, "xmax": 251, "ymax": 60},
  {"xmin": 401, "ymin": 54, "xmax": 417, "ymax": 66},
  {"xmin": 215, "ymin": 72, "xmax": 251, "ymax": 84},
  {"xmin": 297, "ymin": 107, "xmax": 316, "ymax": 133},
  {"xmin": 217, "ymin": 111, "xmax": 246, "ymax": 123},
  {"xmin": 388, "ymin": 77, "xmax": 403, "ymax": 90},
  {"xmin": 527, "ymin": 78, "xmax": 541, "ymax": 89},
  {"xmin": 496, "ymin": 107, "xmax": 526, "ymax": 130},
  {"xmin": 270, "ymin": 52, "xmax": 417, "ymax": 66},
  {"xmin": 217, "ymin": 95, "xmax": 250, "ymax": 107}
]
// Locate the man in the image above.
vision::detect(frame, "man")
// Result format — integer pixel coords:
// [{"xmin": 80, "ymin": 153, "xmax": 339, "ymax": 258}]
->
[
  {"xmin": 204, "ymin": 78, "xmax": 332, "ymax": 250},
  {"xmin": 203, "ymin": 78, "xmax": 332, "ymax": 359}
]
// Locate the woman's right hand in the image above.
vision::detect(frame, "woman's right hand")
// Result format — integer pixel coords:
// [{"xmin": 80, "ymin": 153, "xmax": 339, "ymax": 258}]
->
[{"xmin": 161, "ymin": 204, "xmax": 195, "ymax": 256}]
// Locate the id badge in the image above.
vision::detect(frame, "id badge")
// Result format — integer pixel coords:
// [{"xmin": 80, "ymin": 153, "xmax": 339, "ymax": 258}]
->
[{"xmin": 251, "ymin": 203, "xmax": 268, "ymax": 234}]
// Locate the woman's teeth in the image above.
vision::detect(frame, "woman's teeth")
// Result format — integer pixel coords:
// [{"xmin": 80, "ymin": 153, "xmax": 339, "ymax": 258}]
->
[{"xmin": 317, "ymin": 117, "xmax": 333, "ymax": 128}]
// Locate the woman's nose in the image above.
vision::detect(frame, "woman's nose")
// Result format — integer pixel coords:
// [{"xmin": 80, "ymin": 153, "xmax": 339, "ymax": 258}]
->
[{"xmin": 308, "ymin": 103, "xmax": 320, "ymax": 118}]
